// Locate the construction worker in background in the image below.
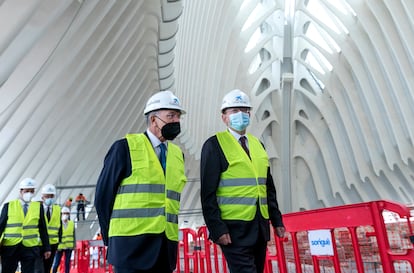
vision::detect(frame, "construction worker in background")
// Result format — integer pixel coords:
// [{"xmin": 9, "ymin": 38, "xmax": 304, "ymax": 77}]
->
[
  {"xmin": 200, "ymin": 89, "xmax": 285, "ymax": 273},
  {"xmin": 52, "ymin": 207, "xmax": 75, "ymax": 273},
  {"xmin": 41, "ymin": 184, "xmax": 62, "ymax": 273},
  {"xmin": 75, "ymin": 193, "xmax": 87, "ymax": 221},
  {"xmin": 95, "ymin": 232, "xmax": 102, "ymax": 240},
  {"xmin": 95, "ymin": 90, "xmax": 187, "ymax": 273},
  {"xmin": 0, "ymin": 178, "xmax": 51, "ymax": 273},
  {"xmin": 64, "ymin": 197, "xmax": 73, "ymax": 208}
]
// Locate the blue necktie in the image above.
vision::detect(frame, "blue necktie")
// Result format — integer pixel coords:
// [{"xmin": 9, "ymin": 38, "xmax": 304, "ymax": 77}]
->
[
  {"xmin": 23, "ymin": 203, "xmax": 28, "ymax": 216},
  {"xmin": 159, "ymin": 143, "xmax": 166, "ymax": 171}
]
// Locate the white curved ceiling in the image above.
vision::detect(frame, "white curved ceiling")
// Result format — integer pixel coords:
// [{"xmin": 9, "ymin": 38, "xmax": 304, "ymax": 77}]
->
[{"xmin": 1, "ymin": 0, "xmax": 414, "ymax": 220}]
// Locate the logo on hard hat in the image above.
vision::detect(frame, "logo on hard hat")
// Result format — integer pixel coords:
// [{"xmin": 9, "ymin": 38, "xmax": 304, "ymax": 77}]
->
[
  {"xmin": 170, "ymin": 98, "xmax": 180, "ymax": 106},
  {"xmin": 233, "ymin": 95, "xmax": 247, "ymax": 104},
  {"xmin": 28, "ymin": 181, "xmax": 35, "ymax": 186}
]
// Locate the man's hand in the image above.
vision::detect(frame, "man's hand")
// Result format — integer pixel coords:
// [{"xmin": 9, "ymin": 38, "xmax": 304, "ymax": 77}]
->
[
  {"xmin": 44, "ymin": 251, "xmax": 51, "ymax": 259},
  {"xmin": 216, "ymin": 233, "xmax": 232, "ymax": 245},
  {"xmin": 275, "ymin": 227, "xmax": 285, "ymax": 238}
]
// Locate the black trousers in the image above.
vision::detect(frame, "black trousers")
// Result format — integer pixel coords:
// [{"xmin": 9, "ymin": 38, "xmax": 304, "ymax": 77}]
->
[
  {"xmin": 0, "ymin": 245, "xmax": 41, "ymax": 273},
  {"xmin": 220, "ymin": 238, "xmax": 267, "ymax": 273},
  {"xmin": 77, "ymin": 204, "xmax": 85, "ymax": 220},
  {"xmin": 42, "ymin": 243, "xmax": 58, "ymax": 273},
  {"xmin": 113, "ymin": 237, "xmax": 173, "ymax": 273}
]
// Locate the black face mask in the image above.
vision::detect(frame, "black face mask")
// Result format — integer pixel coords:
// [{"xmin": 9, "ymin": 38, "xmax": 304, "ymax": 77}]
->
[{"xmin": 161, "ymin": 122, "xmax": 181, "ymax": 140}]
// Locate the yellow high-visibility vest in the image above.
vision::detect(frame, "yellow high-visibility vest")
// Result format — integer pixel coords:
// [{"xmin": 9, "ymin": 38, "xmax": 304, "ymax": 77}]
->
[
  {"xmin": 58, "ymin": 221, "xmax": 75, "ymax": 250},
  {"xmin": 2, "ymin": 200, "xmax": 41, "ymax": 247},
  {"xmin": 45, "ymin": 204, "xmax": 61, "ymax": 245},
  {"xmin": 216, "ymin": 131, "xmax": 269, "ymax": 220},
  {"xmin": 109, "ymin": 133, "xmax": 187, "ymax": 241}
]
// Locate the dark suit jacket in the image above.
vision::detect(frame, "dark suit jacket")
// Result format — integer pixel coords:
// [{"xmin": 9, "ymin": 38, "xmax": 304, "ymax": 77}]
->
[
  {"xmin": 200, "ymin": 134, "xmax": 284, "ymax": 246},
  {"xmin": 95, "ymin": 135, "xmax": 178, "ymax": 270}
]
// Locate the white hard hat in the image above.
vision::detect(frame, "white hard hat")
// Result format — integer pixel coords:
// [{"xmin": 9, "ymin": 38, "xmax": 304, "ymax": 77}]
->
[
  {"xmin": 143, "ymin": 90, "xmax": 186, "ymax": 115},
  {"xmin": 221, "ymin": 89, "xmax": 252, "ymax": 112},
  {"xmin": 41, "ymin": 184, "xmax": 56, "ymax": 195},
  {"xmin": 19, "ymin": 178, "xmax": 37, "ymax": 189},
  {"xmin": 61, "ymin": 206, "xmax": 70, "ymax": 213}
]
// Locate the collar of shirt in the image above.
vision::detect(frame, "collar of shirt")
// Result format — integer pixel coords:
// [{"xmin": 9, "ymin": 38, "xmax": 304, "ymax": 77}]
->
[
  {"xmin": 146, "ymin": 129, "xmax": 167, "ymax": 154},
  {"xmin": 43, "ymin": 204, "xmax": 51, "ymax": 211},
  {"xmin": 227, "ymin": 128, "xmax": 248, "ymax": 143}
]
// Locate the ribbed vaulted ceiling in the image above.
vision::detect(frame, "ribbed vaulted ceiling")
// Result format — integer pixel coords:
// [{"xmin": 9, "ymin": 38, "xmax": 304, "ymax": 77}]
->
[{"xmin": 1, "ymin": 0, "xmax": 414, "ymax": 226}]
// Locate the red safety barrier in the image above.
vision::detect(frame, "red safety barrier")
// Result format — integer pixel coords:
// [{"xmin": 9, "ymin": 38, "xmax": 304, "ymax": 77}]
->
[
  {"xmin": 178, "ymin": 228, "xmax": 199, "ymax": 273},
  {"xmin": 197, "ymin": 226, "xmax": 228, "ymax": 273},
  {"xmin": 76, "ymin": 240, "xmax": 90, "ymax": 273},
  {"xmin": 269, "ymin": 200, "xmax": 414, "ymax": 273},
  {"xmin": 63, "ymin": 240, "xmax": 112, "ymax": 273},
  {"xmin": 88, "ymin": 240, "xmax": 112, "ymax": 273},
  {"xmin": 264, "ymin": 225, "xmax": 288, "ymax": 273},
  {"xmin": 176, "ymin": 239, "xmax": 185, "ymax": 273},
  {"xmin": 58, "ymin": 251, "xmax": 67, "ymax": 273},
  {"xmin": 73, "ymin": 200, "xmax": 413, "ymax": 273}
]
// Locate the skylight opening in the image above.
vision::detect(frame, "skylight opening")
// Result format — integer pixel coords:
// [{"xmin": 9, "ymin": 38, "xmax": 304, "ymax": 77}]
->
[
  {"xmin": 309, "ymin": 70, "xmax": 326, "ymax": 90},
  {"xmin": 306, "ymin": 23, "xmax": 341, "ymax": 54},
  {"xmin": 248, "ymin": 53, "xmax": 262, "ymax": 74},
  {"xmin": 307, "ymin": 24, "xmax": 333, "ymax": 54},
  {"xmin": 319, "ymin": 52, "xmax": 333, "ymax": 72},
  {"xmin": 326, "ymin": 0, "xmax": 349, "ymax": 16},
  {"xmin": 306, "ymin": 52, "xmax": 325, "ymax": 75},
  {"xmin": 307, "ymin": 0, "xmax": 341, "ymax": 35},
  {"xmin": 343, "ymin": 1, "xmax": 357, "ymax": 17},
  {"xmin": 305, "ymin": 49, "xmax": 333, "ymax": 74},
  {"xmin": 332, "ymin": 14, "xmax": 350, "ymax": 35},
  {"xmin": 242, "ymin": 3, "xmax": 265, "ymax": 32},
  {"xmin": 245, "ymin": 28, "xmax": 262, "ymax": 53}
]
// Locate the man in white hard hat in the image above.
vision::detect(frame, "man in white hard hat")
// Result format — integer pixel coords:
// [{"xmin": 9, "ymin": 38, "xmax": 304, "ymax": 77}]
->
[
  {"xmin": 40, "ymin": 184, "xmax": 62, "ymax": 273},
  {"xmin": 200, "ymin": 89, "xmax": 285, "ymax": 273},
  {"xmin": 0, "ymin": 178, "xmax": 51, "ymax": 273},
  {"xmin": 95, "ymin": 90, "xmax": 187, "ymax": 273}
]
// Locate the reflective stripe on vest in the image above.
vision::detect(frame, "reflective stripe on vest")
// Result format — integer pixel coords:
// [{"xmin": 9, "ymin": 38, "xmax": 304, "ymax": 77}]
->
[
  {"xmin": 2, "ymin": 200, "xmax": 41, "ymax": 247},
  {"xmin": 216, "ymin": 131, "xmax": 269, "ymax": 220},
  {"xmin": 109, "ymin": 133, "xmax": 186, "ymax": 241},
  {"xmin": 58, "ymin": 221, "xmax": 75, "ymax": 250}
]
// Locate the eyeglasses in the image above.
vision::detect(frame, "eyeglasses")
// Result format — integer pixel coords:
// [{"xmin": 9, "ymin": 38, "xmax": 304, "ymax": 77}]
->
[
  {"xmin": 225, "ymin": 108, "xmax": 250, "ymax": 114},
  {"xmin": 157, "ymin": 111, "xmax": 182, "ymax": 121},
  {"xmin": 165, "ymin": 113, "xmax": 181, "ymax": 120},
  {"xmin": 155, "ymin": 114, "xmax": 181, "ymax": 125}
]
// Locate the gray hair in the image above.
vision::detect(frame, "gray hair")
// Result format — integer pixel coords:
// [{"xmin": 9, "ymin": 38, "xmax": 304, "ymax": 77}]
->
[{"xmin": 145, "ymin": 111, "xmax": 158, "ymax": 126}]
